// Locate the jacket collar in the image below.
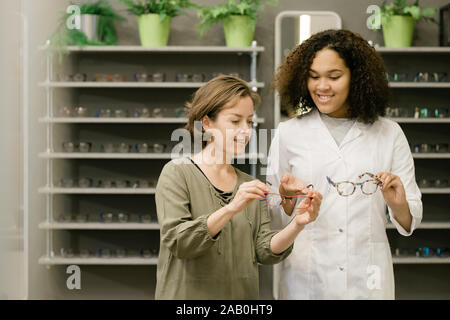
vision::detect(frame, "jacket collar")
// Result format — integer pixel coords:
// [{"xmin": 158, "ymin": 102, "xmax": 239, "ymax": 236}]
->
[{"xmin": 302, "ymin": 108, "xmax": 372, "ymax": 148}]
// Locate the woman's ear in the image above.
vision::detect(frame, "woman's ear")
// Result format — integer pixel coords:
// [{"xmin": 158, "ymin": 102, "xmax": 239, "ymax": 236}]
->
[{"xmin": 201, "ymin": 115, "xmax": 211, "ymax": 132}]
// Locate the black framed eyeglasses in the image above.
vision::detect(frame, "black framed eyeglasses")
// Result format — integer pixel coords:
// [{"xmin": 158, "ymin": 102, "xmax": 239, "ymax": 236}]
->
[{"xmin": 326, "ymin": 172, "xmax": 382, "ymax": 197}]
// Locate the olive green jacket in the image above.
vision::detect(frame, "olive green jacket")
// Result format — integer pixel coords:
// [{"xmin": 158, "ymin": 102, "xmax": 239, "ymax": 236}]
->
[{"xmin": 155, "ymin": 158, "xmax": 293, "ymax": 300}]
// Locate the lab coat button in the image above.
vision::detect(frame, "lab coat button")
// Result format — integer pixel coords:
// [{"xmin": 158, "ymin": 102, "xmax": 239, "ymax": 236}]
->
[
  {"xmin": 339, "ymin": 228, "xmax": 344, "ymax": 233},
  {"xmin": 339, "ymin": 266, "xmax": 345, "ymax": 271}
]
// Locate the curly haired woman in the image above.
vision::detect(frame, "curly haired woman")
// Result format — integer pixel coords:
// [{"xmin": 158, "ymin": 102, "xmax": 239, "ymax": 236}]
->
[{"xmin": 267, "ymin": 29, "xmax": 422, "ymax": 299}]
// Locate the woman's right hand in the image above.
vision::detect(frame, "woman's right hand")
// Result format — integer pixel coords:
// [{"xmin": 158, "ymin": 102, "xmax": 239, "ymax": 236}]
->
[
  {"xmin": 279, "ymin": 173, "xmax": 309, "ymax": 196},
  {"xmin": 226, "ymin": 180, "xmax": 269, "ymax": 214}
]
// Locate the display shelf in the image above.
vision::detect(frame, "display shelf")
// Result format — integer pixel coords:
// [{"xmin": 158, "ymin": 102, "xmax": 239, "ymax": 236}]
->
[
  {"xmin": 412, "ymin": 153, "xmax": 450, "ymax": 159},
  {"xmin": 388, "ymin": 82, "xmax": 450, "ymax": 88},
  {"xmin": 392, "ymin": 256, "xmax": 450, "ymax": 264},
  {"xmin": 389, "ymin": 118, "xmax": 450, "ymax": 123},
  {"xmin": 38, "ymin": 256, "xmax": 158, "ymax": 265},
  {"xmin": 38, "ymin": 152, "xmax": 267, "ymax": 160},
  {"xmin": 38, "ymin": 187, "xmax": 156, "ymax": 194},
  {"xmin": 41, "ymin": 45, "xmax": 265, "ymax": 54},
  {"xmin": 39, "ymin": 81, "xmax": 265, "ymax": 89},
  {"xmin": 387, "ymin": 222, "xmax": 450, "ymax": 229},
  {"xmin": 420, "ymin": 188, "xmax": 450, "ymax": 194},
  {"xmin": 39, "ymin": 117, "xmax": 266, "ymax": 124},
  {"xmin": 39, "ymin": 222, "xmax": 159, "ymax": 230},
  {"xmin": 376, "ymin": 46, "xmax": 450, "ymax": 54}
]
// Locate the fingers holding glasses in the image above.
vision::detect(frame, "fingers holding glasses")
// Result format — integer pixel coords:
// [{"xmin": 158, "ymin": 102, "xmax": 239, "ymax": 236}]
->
[{"xmin": 376, "ymin": 172, "xmax": 402, "ymax": 190}]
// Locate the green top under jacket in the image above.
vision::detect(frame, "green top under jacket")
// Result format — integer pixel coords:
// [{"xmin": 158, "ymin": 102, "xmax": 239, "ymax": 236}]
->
[{"xmin": 155, "ymin": 158, "xmax": 293, "ymax": 300}]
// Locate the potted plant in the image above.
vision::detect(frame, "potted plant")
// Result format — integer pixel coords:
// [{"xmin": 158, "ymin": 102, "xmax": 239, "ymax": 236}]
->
[
  {"xmin": 379, "ymin": 0, "xmax": 438, "ymax": 47},
  {"xmin": 197, "ymin": 0, "xmax": 278, "ymax": 47},
  {"xmin": 117, "ymin": 0, "xmax": 193, "ymax": 46},
  {"xmin": 50, "ymin": 0, "xmax": 124, "ymax": 60}
]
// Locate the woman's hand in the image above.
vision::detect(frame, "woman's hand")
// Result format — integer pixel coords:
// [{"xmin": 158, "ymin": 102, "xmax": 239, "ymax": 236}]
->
[
  {"xmin": 226, "ymin": 180, "xmax": 269, "ymax": 214},
  {"xmin": 376, "ymin": 172, "xmax": 408, "ymax": 209},
  {"xmin": 294, "ymin": 190, "xmax": 322, "ymax": 227},
  {"xmin": 279, "ymin": 173, "xmax": 310, "ymax": 196}
]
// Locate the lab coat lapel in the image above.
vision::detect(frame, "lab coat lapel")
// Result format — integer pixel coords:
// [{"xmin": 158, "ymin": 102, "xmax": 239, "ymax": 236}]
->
[
  {"xmin": 308, "ymin": 109, "xmax": 340, "ymax": 153},
  {"xmin": 340, "ymin": 121, "xmax": 372, "ymax": 149}
]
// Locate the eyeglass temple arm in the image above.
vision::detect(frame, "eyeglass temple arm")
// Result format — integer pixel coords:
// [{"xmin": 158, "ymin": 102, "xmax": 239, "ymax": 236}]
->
[{"xmin": 326, "ymin": 176, "xmax": 336, "ymax": 187}]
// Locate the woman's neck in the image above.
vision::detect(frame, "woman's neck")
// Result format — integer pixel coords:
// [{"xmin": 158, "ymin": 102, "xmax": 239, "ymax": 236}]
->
[{"xmin": 192, "ymin": 145, "xmax": 234, "ymax": 173}]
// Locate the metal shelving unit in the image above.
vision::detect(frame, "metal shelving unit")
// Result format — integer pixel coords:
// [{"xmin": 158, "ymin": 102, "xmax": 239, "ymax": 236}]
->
[
  {"xmin": 39, "ymin": 43, "xmax": 265, "ymax": 266},
  {"xmin": 392, "ymin": 257, "xmax": 450, "ymax": 264},
  {"xmin": 38, "ymin": 256, "xmax": 158, "ymax": 265},
  {"xmin": 39, "ymin": 81, "xmax": 265, "ymax": 89},
  {"xmin": 39, "ymin": 222, "xmax": 160, "ymax": 230},
  {"xmin": 38, "ymin": 152, "xmax": 267, "ymax": 160},
  {"xmin": 379, "ymin": 47, "xmax": 450, "ymax": 269},
  {"xmin": 39, "ymin": 117, "xmax": 265, "ymax": 124}
]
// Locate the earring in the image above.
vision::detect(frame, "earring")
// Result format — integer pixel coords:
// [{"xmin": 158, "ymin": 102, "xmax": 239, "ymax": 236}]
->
[{"xmin": 293, "ymin": 97, "xmax": 313, "ymax": 117}]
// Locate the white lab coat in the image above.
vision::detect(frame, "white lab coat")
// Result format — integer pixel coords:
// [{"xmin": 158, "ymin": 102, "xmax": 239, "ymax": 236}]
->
[{"xmin": 267, "ymin": 109, "xmax": 422, "ymax": 300}]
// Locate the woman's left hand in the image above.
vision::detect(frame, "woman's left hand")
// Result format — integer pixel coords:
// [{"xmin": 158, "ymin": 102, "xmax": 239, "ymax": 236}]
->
[
  {"xmin": 295, "ymin": 190, "xmax": 322, "ymax": 227},
  {"xmin": 376, "ymin": 172, "xmax": 408, "ymax": 209}
]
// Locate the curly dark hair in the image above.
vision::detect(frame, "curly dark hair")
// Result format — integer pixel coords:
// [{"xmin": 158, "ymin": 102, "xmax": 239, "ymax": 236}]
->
[{"xmin": 272, "ymin": 29, "xmax": 390, "ymax": 124}]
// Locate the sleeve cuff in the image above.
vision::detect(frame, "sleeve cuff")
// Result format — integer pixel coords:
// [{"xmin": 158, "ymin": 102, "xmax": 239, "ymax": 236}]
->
[
  {"xmin": 199, "ymin": 213, "xmax": 221, "ymax": 242},
  {"xmin": 388, "ymin": 201, "xmax": 421, "ymax": 236}
]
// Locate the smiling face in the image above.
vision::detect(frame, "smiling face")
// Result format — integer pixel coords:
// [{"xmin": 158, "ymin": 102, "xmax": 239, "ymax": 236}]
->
[
  {"xmin": 202, "ymin": 95, "xmax": 254, "ymax": 157},
  {"xmin": 307, "ymin": 48, "xmax": 351, "ymax": 118}
]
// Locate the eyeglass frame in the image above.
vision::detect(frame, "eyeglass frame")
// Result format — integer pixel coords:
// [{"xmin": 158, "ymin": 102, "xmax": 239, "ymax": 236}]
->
[
  {"xmin": 326, "ymin": 172, "xmax": 382, "ymax": 197},
  {"xmin": 261, "ymin": 183, "xmax": 315, "ymax": 207}
]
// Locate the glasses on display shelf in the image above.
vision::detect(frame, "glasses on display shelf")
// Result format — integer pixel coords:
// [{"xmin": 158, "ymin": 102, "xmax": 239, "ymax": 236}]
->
[
  {"xmin": 417, "ymin": 178, "xmax": 448, "ymax": 188},
  {"xmin": 78, "ymin": 178, "xmax": 93, "ymax": 188},
  {"xmin": 175, "ymin": 106, "xmax": 189, "ymax": 118},
  {"xmin": 151, "ymin": 107, "xmax": 165, "ymax": 118},
  {"xmin": 139, "ymin": 214, "xmax": 154, "ymax": 223},
  {"xmin": 133, "ymin": 107, "xmax": 151, "ymax": 118},
  {"xmin": 385, "ymin": 107, "xmax": 410, "ymax": 118},
  {"xmin": 175, "ymin": 73, "xmax": 206, "ymax": 83},
  {"xmin": 79, "ymin": 249, "xmax": 91, "ymax": 258},
  {"xmin": 97, "ymin": 179, "xmax": 130, "ymax": 188},
  {"xmin": 135, "ymin": 143, "xmax": 149, "ymax": 153},
  {"xmin": 411, "ymin": 143, "xmax": 449, "ymax": 153},
  {"xmin": 416, "ymin": 247, "xmax": 450, "ymax": 257},
  {"xmin": 134, "ymin": 72, "xmax": 150, "ymax": 82},
  {"xmin": 62, "ymin": 141, "xmax": 92, "ymax": 153},
  {"xmin": 96, "ymin": 248, "xmax": 112, "ymax": 258},
  {"xmin": 140, "ymin": 248, "xmax": 158, "ymax": 258},
  {"xmin": 60, "ymin": 248, "xmax": 75, "ymax": 258},
  {"xmin": 413, "ymin": 72, "xmax": 448, "ymax": 82},
  {"xmin": 152, "ymin": 143, "xmax": 166, "ymax": 153},
  {"xmin": 72, "ymin": 106, "xmax": 88, "ymax": 117},
  {"xmin": 131, "ymin": 179, "xmax": 155, "ymax": 188},
  {"xmin": 327, "ymin": 172, "xmax": 382, "ymax": 197},
  {"xmin": 57, "ymin": 73, "xmax": 87, "ymax": 82},
  {"xmin": 116, "ymin": 248, "xmax": 127, "ymax": 258},
  {"xmin": 58, "ymin": 214, "xmax": 73, "ymax": 222},
  {"xmin": 99, "ymin": 212, "xmax": 131, "ymax": 223},
  {"xmin": 59, "ymin": 178, "xmax": 75, "ymax": 188},
  {"xmin": 113, "ymin": 108, "xmax": 128, "ymax": 118},
  {"xmin": 94, "ymin": 73, "xmax": 126, "ymax": 82},
  {"xmin": 100, "ymin": 142, "xmax": 132, "ymax": 153},
  {"xmin": 412, "ymin": 107, "xmax": 448, "ymax": 119},
  {"xmin": 385, "ymin": 72, "xmax": 408, "ymax": 82},
  {"xmin": 75, "ymin": 213, "xmax": 88, "ymax": 223},
  {"xmin": 151, "ymin": 72, "xmax": 166, "ymax": 82},
  {"xmin": 261, "ymin": 184, "xmax": 314, "ymax": 208}
]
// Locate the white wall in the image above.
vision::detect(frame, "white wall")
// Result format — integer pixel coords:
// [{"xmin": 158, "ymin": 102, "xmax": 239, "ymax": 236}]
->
[{"xmin": 0, "ymin": 0, "xmax": 25, "ymax": 300}]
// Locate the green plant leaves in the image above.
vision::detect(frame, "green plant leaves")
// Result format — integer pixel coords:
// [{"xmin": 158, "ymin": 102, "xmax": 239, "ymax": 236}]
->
[
  {"xmin": 379, "ymin": 0, "xmax": 438, "ymax": 23},
  {"xmin": 196, "ymin": 0, "xmax": 278, "ymax": 36},
  {"xmin": 116, "ymin": 0, "xmax": 194, "ymax": 18}
]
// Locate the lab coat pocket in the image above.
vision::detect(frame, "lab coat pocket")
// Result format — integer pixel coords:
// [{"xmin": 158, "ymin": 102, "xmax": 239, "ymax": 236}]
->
[{"xmin": 367, "ymin": 242, "xmax": 395, "ymax": 299}]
